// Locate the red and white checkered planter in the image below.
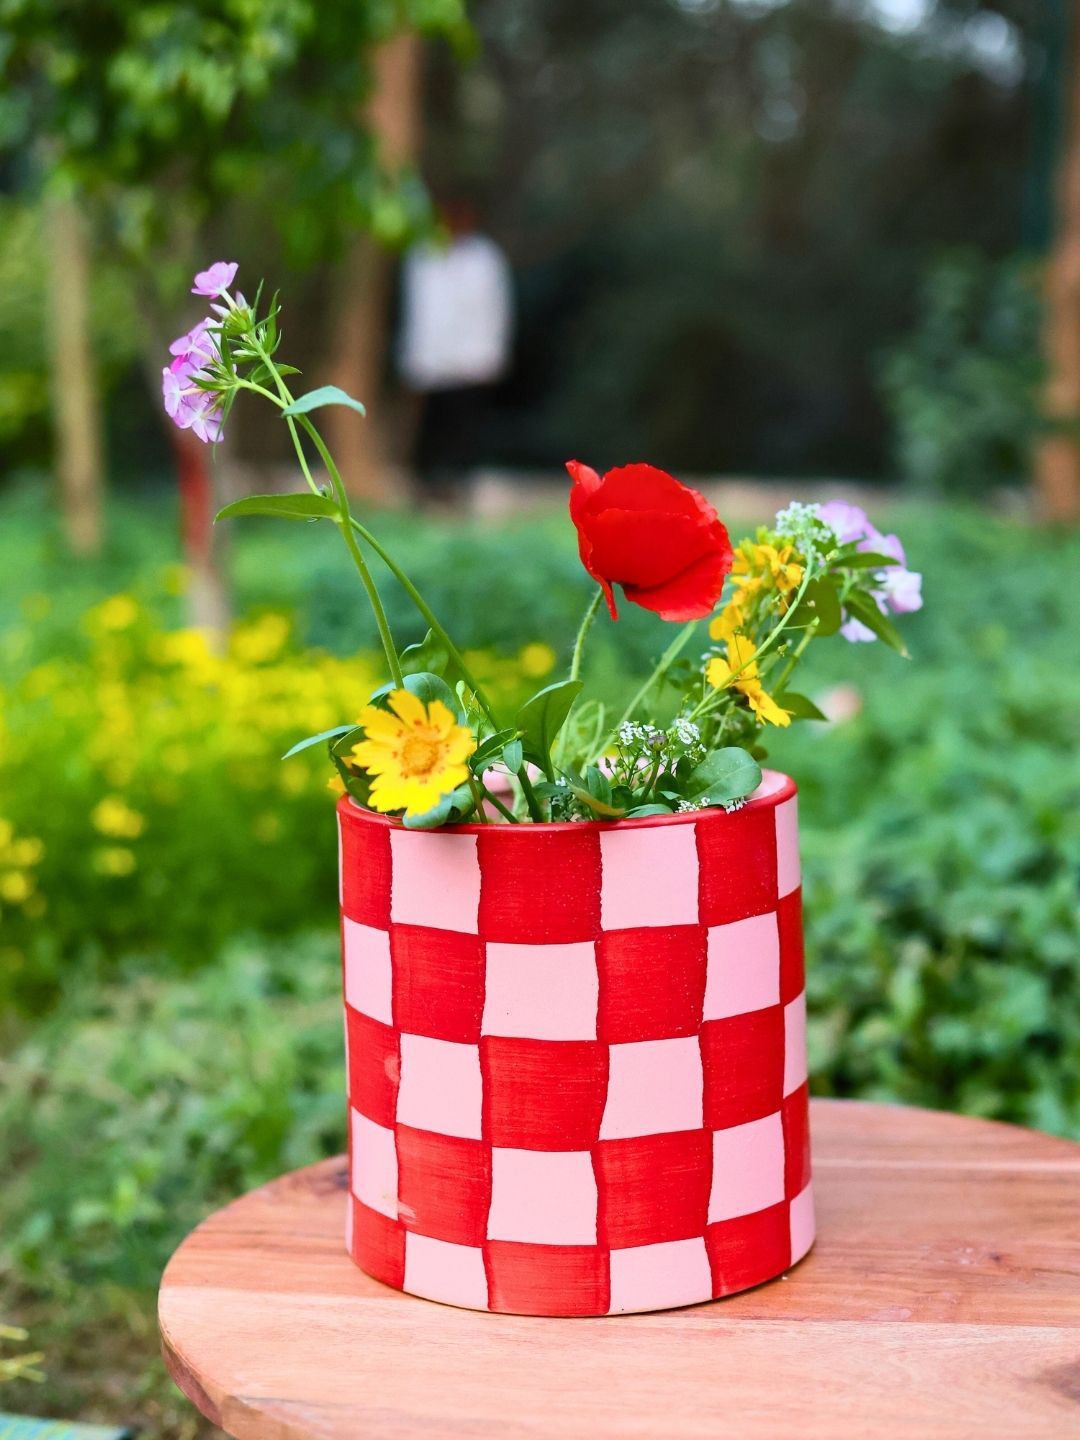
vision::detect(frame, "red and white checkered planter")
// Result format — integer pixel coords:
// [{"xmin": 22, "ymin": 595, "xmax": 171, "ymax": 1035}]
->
[{"xmin": 337, "ymin": 768, "xmax": 813, "ymax": 1316}]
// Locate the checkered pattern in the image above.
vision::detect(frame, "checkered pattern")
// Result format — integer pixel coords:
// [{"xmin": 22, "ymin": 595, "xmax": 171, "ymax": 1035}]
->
[{"xmin": 338, "ymin": 771, "xmax": 814, "ymax": 1316}]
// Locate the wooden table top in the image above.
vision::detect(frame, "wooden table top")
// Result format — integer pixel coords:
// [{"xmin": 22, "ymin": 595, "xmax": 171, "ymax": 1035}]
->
[{"xmin": 159, "ymin": 1099, "xmax": 1080, "ymax": 1440}]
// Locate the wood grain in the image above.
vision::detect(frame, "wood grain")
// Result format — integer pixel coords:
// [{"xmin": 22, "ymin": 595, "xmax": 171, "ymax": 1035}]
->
[{"xmin": 159, "ymin": 1100, "xmax": 1080, "ymax": 1440}]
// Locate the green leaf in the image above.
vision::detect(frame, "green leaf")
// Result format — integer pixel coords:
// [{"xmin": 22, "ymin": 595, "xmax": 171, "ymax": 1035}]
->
[
  {"xmin": 773, "ymin": 691, "xmax": 827, "ymax": 722},
  {"xmin": 402, "ymin": 670, "xmax": 466, "ymax": 721},
  {"xmin": 469, "ymin": 728, "xmax": 518, "ymax": 771},
  {"xmin": 502, "ymin": 739, "xmax": 524, "ymax": 774},
  {"xmin": 794, "ymin": 576, "xmax": 843, "ymax": 636},
  {"xmin": 515, "ymin": 680, "xmax": 583, "ymax": 777},
  {"xmin": 844, "ymin": 591, "xmax": 910, "ymax": 657},
  {"xmin": 840, "ymin": 550, "xmax": 900, "ymax": 570},
  {"xmin": 280, "ymin": 385, "xmax": 366, "ymax": 417},
  {"xmin": 402, "ymin": 793, "xmax": 454, "ymax": 829},
  {"xmin": 281, "ymin": 724, "xmax": 356, "ymax": 759},
  {"xmin": 215, "ymin": 492, "xmax": 338, "ymax": 523},
  {"xmin": 367, "ymin": 671, "xmax": 466, "ymax": 722},
  {"xmin": 625, "ymin": 804, "xmax": 675, "ymax": 818},
  {"xmin": 683, "ymin": 747, "xmax": 762, "ymax": 804},
  {"xmin": 399, "ymin": 629, "xmax": 450, "ymax": 679}
]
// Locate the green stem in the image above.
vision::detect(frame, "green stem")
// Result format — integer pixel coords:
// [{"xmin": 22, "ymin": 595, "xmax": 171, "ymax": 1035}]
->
[
  {"xmin": 771, "ymin": 617, "xmax": 820, "ymax": 694},
  {"xmin": 467, "ymin": 776, "xmax": 490, "ymax": 823},
  {"xmin": 243, "ymin": 339, "xmax": 404, "ymax": 689},
  {"xmin": 593, "ymin": 620, "xmax": 699, "ymax": 762},
  {"xmin": 345, "ymin": 516, "xmax": 501, "ymax": 729},
  {"xmin": 569, "ymin": 586, "xmax": 603, "ymax": 682},
  {"xmin": 479, "ymin": 783, "xmax": 519, "ymax": 824}
]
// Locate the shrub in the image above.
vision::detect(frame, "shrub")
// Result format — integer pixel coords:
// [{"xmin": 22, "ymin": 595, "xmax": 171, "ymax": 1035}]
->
[{"xmin": 879, "ymin": 250, "xmax": 1042, "ymax": 496}]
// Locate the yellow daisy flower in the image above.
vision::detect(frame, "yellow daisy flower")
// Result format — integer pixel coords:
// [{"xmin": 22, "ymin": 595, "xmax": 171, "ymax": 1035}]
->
[
  {"xmin": 705, "ymin": 636, "xmax": 793, "ymax": 729},
  {"xmin": 350, "ymin": 689, "xmax": 476, "ymax": 818}
]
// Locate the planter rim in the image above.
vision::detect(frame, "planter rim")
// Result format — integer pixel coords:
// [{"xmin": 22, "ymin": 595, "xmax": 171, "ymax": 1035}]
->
[{"xmin": 339, "ymin": 767, "xmax": 795, "ymax": 836}]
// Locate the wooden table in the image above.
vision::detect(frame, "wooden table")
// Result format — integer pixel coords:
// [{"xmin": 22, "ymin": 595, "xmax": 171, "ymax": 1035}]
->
[{"xmin": 159, "ymin": 1100, "xmax": 1080, "ymax": 1439}]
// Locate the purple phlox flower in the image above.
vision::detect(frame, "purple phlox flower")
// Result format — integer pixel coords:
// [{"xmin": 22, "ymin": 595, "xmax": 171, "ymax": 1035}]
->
[
  {"xmin": 169, "ymin": 318, "xmax": 218, "ymax": 366},
  {"xmin": 819, "ymin": 500, "xmax": 922, "ymax": 640},
  {"xmin": 839, "ymin": 615, "xmax": 878, "ymax": 644},
  {"xmin": 880, "ymin": 565, "xmax": 922, "ymax": 615},
  {"xmin": 818, "ymin": 500, "xmax": 873, "ymax": 546},
  {"xmin": 191, "ymin": 260, "xmax": 238, "ymax": 298},
  {"xmin": 161, "ymin": 355, "xmax": 223, "ymax": 445}
]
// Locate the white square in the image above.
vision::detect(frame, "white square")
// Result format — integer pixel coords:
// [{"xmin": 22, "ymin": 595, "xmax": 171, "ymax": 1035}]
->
[
  {"xmin": 488, "ymin": 1148, "xmax": 598, "ymax": 1244},
  {"xmin": 708, "ymin": 1113, "xmax": 785, "ymax": 1223},
  {"xmin": 608, "ymin": 1237, "xmax": 712, "ymax": 1314},
  {"xmin": 775, "ymin": 795, "xmax": 801, "ymax": 899},
  {"xmin": 482, "ymin": 941, "xmax": 598, "ymax": 1040},
  {"xmin": 599, "ymin": 824, "xmax": 699, "ymax": 930},
  {"xmin": 389, "ymin": 829, "xmax": 481, "ymax": 933},
  {"xmin": 403, "ymin": 1233, "xmax": 489, "ymax": 1309},
  {"xmin": 397, "ymin": 1033, "xmax": 483, "ymax": 1139},
  {"xmin": 789, "ymin": 1180, "xmax": 815, "ymax": 1263},
  {"xmin": 703, "ymin": 913, "xmax": 781, "ymax": 1020},
  {"xmin": 343, "ymin": 919, "xmax": 393, "ymax": 1024},
  {"xmin": 600, "ymin": 1036, "xmax": 703, "ymax": 1140},
  {"xmin": 350, "ymin": 1108, "xmax": 399, "ymax": 1219},
  {"xmin": 783, "ymin": 992, "xmax": 808, "ymax": 1098}
]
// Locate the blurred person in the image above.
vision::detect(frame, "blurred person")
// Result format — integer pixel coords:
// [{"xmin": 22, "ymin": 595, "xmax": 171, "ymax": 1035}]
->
[{"xmin": 397, "ymin": 198, "xmax": 514, "ymax": 501}]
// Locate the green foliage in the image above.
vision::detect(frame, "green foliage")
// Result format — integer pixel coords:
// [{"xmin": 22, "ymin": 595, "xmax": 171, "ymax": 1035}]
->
[
  {"xmin": 0, "ymin": 0, "xmax": 470, "ymax": 265},
  {"xmin": 879, "ymin": 250, "xmax": 1043, "ymax": 496},
  {"xmin": 0, "ymin": 200, "xmax": 140, "ymax": 451}
]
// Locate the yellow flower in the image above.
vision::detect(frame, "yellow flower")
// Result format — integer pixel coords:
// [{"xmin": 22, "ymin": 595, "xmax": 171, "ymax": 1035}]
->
[
  {"xmin": 706, "ymin": 636, "xmax": 792, "ymax": 728},
  {"xmin": 709, "ymin": 601, "xmax": 745, "ymax": 643},
  {"xmin": 89, "ymin": 594, "xmax": 140, "ymax": 632},
  {"xmin": 755, "ymin": 543, "xmax": 804, "ymax": 596},
  {"xmin": 519, "ymin": 642, "xmax": 557, "ymax": 679},
  {"xmin": 92, "ymin": 846, "xmax": 137, "ymax": 876},
  {"xmin": 349, "ymin": 689, "xmax": 476, "ymax": 818},
  {"xmin": 327, "ymin": 774, "xmax": 346, "ymax": 796},
  {"xmin": 92, "ymin": 796, "xmax": 145, "ymax": 839},
  {"xmin": 0, "ymin": 871, "xmax": 32, "ymax": 904},
  {"xmin": 231, "ymin": 613, "xmax": 291, "ymax": 666}
]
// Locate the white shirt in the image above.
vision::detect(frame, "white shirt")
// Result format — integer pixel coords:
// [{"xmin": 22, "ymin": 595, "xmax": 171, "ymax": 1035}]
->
[{"xmin": 398, "ymin": 234, "xmax": 514, "ymax": 391}]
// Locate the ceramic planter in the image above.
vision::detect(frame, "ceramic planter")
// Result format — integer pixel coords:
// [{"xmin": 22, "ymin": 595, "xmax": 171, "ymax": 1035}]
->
[{"xmin": 337, "ymin": 769, "xmax": 813, "ymax": 1316}]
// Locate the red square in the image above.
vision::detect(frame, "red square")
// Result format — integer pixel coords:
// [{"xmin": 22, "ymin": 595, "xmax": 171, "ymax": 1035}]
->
[
  {"xmin": 782, "ymin": 1082, "xmax": 811, "ymax": 1200},
  {"xmin": 350, "ymin": 1195, "xmax": 406, "ymax": 1290},
  {"xmin": 706, "ymin": 1202, "xmax": 791, "ymax": 1297},
  {"xmin": 697, "ymin": 805, "xmax": 778, "ymax": 926},
  {"xmin": 346, "ymin": 1007, "xmax": 400, "ymax": 1129},
  {"xmin": 778, "ymin": 888, "xmax": 805, "ymax": 1005},
  {"xmin": 339, "ymin": 801, "xmax": 391, "ymax": 929},
  {"xmin": 396, "ymin": 1124, "xmax": 492, "ymax": 1246},
  {"xmin": 481, "ymin": 1037, "xmax": 608, "ymax": 1150},
  {"xmin": 701, "ymin": 1008, "xmax": 784, "ymax": 1130},
  {"xmin": 390, "ymin": 924, "xmax": 485, "ymax": 1043},
  {"xmin": 477, "ymin": 827, "xmax": 601, "ymax": 943},
  {"xmin": 597, "ymin": 926, "xmax": 707, "ymax": 1043},
  {"xmin": 484, "ymin": 1241, "xmax": 609, "ymax": 1316},
  {"xmin": 594, "ymin": 1130, "xmax": 711, "ymax": 1248}
]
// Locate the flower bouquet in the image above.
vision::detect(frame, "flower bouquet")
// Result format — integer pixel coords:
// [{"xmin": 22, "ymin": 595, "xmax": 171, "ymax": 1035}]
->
[{"xmin": 164, "ymin": 264, "xmax": 922, "ymax": 1316}]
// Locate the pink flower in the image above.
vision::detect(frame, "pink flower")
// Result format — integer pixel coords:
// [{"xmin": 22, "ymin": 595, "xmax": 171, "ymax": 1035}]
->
[
  {"xmin": 191, "ymin": 261, "xmax": 238, "ymax": 298},
  {"xmin": 818, "ymin": 499, "xmax": 922, "ymax": 641},
  {"xmin": 169, "ymin": 318, "xmax": 217, "ymax": 365},
  {"xmin": 161, "ymin": 356, "xmax": 223, "ymax": 445}
]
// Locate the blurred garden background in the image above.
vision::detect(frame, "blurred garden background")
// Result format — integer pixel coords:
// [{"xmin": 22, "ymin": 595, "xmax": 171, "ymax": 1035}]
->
[{"xmin": 2, "ymin": 0, "xmax": 1079, "ymax": 1433}]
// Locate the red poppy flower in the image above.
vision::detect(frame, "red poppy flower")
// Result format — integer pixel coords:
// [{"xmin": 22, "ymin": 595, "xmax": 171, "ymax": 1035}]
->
[{"xmin": 566, "ymin": 461, "xmax": 733, "ymax": 621}]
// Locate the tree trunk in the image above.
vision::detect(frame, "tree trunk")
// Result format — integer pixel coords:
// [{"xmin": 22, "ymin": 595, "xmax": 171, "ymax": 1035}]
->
[
  {"xmin": 170, "ymin": 428, "xmax": 232, "ymax": 641},
  {"xmin": 1036, "ymin": 0, "xmax": 1080, "ymax": 524},
  {"xmin": 45, "ymin": 195, "xmax": 105, "ymax": 553},
  {"xmin": 323, "ymin": 33, "xmax": 422, "ymax": 503}
]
